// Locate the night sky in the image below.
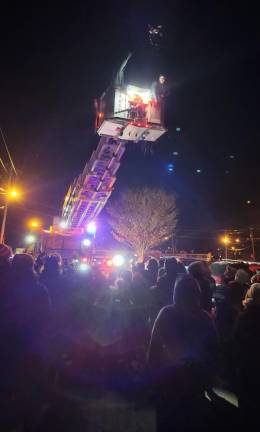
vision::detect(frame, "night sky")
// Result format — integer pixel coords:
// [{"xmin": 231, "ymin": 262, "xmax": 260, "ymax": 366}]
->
[{"xmin": 0, "ymin": 1, "xmax": 259, "ymax": 250}]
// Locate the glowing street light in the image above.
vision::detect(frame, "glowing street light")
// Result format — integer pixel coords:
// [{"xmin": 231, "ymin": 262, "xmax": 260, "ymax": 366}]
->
[
  {"xmin": 235, "ymin": 238, "xmax": 240, "ymax": 243},
  {"xmin": 0, "ymin": 184, "xmax": 22, "ymax": 243},
  {"xmin": 0, "ymin": 188, "xmax": 20, "ymax": 199},
  {"xmin": 0, "ymin": 187, "xmax": 21, "ymax": 200},
  {"xmin": 27, "ymin": 218, "xmax": 42, "ymax": 230},
  {"xmin": 31, "ymin": 220, "xmax": 39, "ymax": 228},
  {"xmin": 8, "ymin": 189, "xmax": 19, "ymax": 199},
  {"xmin": 221, "ymin": 235, "xmax": 230, "ymax": 259},
  {"xmin": 221, "ymin": 236, "xmax": 230, "ymax": 245}
]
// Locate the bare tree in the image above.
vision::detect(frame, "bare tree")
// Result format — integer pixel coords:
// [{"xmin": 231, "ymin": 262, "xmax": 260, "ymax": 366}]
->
[{"xmin": 107, "ymin": 188, "xmax": 178, "ymax": 260}]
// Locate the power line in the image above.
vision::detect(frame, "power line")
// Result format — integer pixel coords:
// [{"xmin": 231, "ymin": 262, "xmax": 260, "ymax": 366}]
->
[
  {"xmin": 0, "ymin": 155, "xmax": 8, "ymax": 174},
  {"xmin": 177, "ymin": 226, "xmax": 260, "ymax": 235},
  {"xmin": 0, "ymin": 127, "xmax": 17, "ymax": 176}
]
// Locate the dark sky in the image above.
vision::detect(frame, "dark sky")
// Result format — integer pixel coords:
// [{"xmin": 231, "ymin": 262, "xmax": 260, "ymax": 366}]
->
[{"xmin": 0, "ymin": 1, "xmax": 259, "ymax": 246}]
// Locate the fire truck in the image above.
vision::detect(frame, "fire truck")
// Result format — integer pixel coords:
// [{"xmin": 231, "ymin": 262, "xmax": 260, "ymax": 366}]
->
[{"xmin": 41, "ymin": 56, "xmax": 167, "ymax": 257}]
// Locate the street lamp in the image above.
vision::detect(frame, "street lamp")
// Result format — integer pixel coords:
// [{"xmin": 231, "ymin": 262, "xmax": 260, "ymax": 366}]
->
[
  {"xmin": 0, "ymin": 185, "xmax": 21, "ymax": 243},
  {"xmin": 27, "ymin": 218, "xmax": 42, "ymax": 230},
  {"xmin": 9, "ymin": 189, "xmax": 18, "ymax": 198},
  {"xmin": 221, "ymin": 236, "xmax": 230, "ymax": 245},
  {"xmin": 221, "ymin": 235, "xmax": 230, "ymax": 260}
]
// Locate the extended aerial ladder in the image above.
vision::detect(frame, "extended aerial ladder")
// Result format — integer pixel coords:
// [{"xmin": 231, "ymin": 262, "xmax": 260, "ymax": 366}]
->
[
  {"xmin": 61, "ymin": 137, "xmax": 126, "ymax": 233},
  {"xmin": 48, "ymin": 57, "xmax": 167, "ymax": 242}
]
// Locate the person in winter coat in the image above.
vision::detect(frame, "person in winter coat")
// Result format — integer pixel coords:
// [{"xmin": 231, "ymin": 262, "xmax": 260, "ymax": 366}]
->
[
  {"xmin": 148, "ymin": 274, "xmax": 218, "ymax": 390},
  {"xmin": 188, "ymin": 261, "xmax": 213, "ymax": 313},
  {"xmin": 148, "ymin": 274, "xmax": 218, "ymax": 431},
  {"xmin": 233, "ymin": 283, "xmax": 260, "ymax": 428}
]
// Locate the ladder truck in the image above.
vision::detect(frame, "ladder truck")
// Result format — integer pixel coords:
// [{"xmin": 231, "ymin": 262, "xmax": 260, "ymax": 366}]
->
[{"xmin": 42, "ymin": 62, "xmax": 167, "ymax": 256}]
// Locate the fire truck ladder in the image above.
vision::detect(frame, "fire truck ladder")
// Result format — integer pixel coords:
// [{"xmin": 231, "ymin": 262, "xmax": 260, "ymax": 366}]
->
[{"xmin": 62, "ymin": 136, "xmax": 125, "ymax": 231}]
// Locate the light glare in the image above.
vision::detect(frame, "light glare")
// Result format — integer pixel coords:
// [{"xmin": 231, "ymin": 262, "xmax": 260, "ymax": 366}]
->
[
  {"xmin": 79, "ymin": 263, "xmax": 90, "ymax": 272},
  {"xmin": 86, "ymin": 221, "xmax": 96, "ymax": 235},
  {"xmin": 112, "ymin": 254, "xmax": 125, "ymax": 267},
  {"xmin": 82, "ymin": 238, "xmax": 91, "ymax": 247},
  {"xmin": 25, "ymin": 234, "xmax": 36, "ymax": 244},
  {"xmin": 60, "ymin": 220, "xmax": 68, "ymax": 229},
  {"xmin": 28, "ymin": 218, "xmax": 42, "ymax": 229},
  {"xmin": 8, "ymin": 189, "xmax": 20, "ymax": 199},
  {"xmin": 221, "ymin": 236, "xmax": 230, "ymax": 245},
  {"xmin": 167, "ymin": 163, "xmax": 174, "ymax": 173}
]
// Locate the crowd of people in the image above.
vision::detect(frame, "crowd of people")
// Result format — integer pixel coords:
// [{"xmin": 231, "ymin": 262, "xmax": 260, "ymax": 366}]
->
[{"xmin": 0, "ymin": 242, "xmax": 260, "ymax": 431}]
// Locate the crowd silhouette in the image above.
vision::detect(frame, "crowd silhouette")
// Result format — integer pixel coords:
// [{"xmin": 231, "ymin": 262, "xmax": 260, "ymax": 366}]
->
[{"xmin": 1, "ymin": 242, "xmax": 260, "ymax": 431}]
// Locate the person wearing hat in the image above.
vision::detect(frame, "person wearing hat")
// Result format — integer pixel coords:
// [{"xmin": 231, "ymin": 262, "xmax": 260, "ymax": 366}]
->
[
  {"xmin": 250, "ymin": 273, "xmax": 260, "ymax": 284},
  {"xmin": 148, "ymin": 274, "xmax": 218, "ymax": 372},
  {"xmin": 148, "ymin": 274, "xmax": 218, "ymax": 429},
  {"xmin": 188, "ymin": 261, "xmax": 213, "ymax": 313},
  {"xmin": 227, "ymin": 269, "xmax": 250, "ymax": 313}
]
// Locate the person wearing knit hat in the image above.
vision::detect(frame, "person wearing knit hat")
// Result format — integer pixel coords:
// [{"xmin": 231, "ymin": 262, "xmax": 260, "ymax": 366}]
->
[
  {"xmin": 234, "ymin": 269, "xmax": 250, "ymax": 285},
  {"xmin": 148, "ymin": 274, "xmax": 218, "ymax": 398},
  {"xmin": 11, "ymin": 252, "xmax": 35, "ymax": 277},
  {"xmin": 243, "ymin": 283, "xmax": 260, "ymax": 308},
  {"xmin": 223, "ymin": 264, "xmax": 237, "ymax": 284},
  {"xmin": 188, "ymin": 261, "xmax": 213, "ymax": 312},
  {"xmin": 250, "ymin": 273, "xmax": 260, "ymax": 284},
  {"xmin": 227, "ymin": 269, "xmax": 250, "ymax": 313},
  {"xmin": 173, "ymin": 273, "xmax": 201, "ymax": 310}
]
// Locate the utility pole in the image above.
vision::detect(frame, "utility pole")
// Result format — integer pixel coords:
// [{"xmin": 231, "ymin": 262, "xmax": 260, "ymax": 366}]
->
[
  {"xmin": 224, "ymin": 230, "xmax": 228, "ymax": 260},
  {"xmin": 0, "ymin": 196, "xmax": 8, "ymax": 243},
  {"xmin": 0, "ymin": 174, "xmax": 11, "ymax": 243},
  {"xmin": 249, "ymin": 227, "xmax": 255, "ymax": 261},
  {"xmin": 0, "ymin": 128, "xmax": 18, "ymax": 244}
]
